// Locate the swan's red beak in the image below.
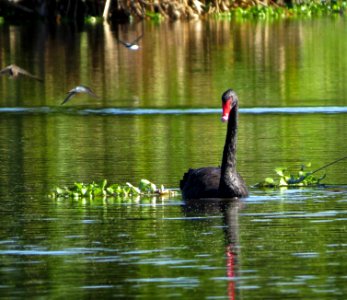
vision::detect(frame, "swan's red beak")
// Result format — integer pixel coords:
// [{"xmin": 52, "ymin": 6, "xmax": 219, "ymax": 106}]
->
[{"xmin": 221, "ymin": 98, "xmax": 232, "ymax": 123}]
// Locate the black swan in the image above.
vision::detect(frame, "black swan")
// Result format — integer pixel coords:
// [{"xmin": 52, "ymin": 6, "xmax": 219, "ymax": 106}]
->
[{"xmin": 180, "ymin": 89, "xmax": 248, "ymax": 199}]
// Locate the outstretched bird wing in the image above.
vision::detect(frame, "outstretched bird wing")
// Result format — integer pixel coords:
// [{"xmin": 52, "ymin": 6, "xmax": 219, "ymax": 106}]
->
[
  {"xmin": 61, "ymin": 86, "xmax": 99, "ymax": 105},
  {"xmin": 116, "ymin": 38, "xmax": 130, "ymax": 47},
  {"xmin": 130, "ymin": 33, "xmax": 143, "ymax": 45},
  {"xmin": 85, "ymin": 88, "xmax": 99, "ymax": 98},
  {"xmin": 16, "ymin": 66, "xmax": 43, "ymax": 82},
  {"xmin": 61, "ymin": 91, "xmax": 76, "ymax": 105},
  {"xmin": 0, "ymin": 66, "xmax": 12, "ymax": 76}
]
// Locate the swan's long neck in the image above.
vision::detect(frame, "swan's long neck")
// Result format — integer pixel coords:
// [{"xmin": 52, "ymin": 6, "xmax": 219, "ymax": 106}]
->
[{"xmin": 219, "ymin": 104, "xmax": 238, "ymax": 191}]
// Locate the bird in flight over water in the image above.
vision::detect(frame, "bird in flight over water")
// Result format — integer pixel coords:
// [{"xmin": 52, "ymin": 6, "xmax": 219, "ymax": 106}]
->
[
  {"xmin": 0, "ymin": 64, "xmax": 43, "ymax": 82},
  {"xmin": 117, "ymin": 33, "xmax": 143, "ymax": 50},
  {"xmin": 61, "ymin": 85, "xmax": 99, "ymax": 105}
]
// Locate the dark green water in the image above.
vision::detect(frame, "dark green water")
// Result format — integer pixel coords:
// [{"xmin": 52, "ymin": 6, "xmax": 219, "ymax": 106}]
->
[{"xmin": 0, "ymin": 18, "xmax": 346, "ymax": 299}]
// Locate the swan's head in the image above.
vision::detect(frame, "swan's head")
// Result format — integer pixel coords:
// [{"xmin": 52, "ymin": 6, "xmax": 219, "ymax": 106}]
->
[{"xmin": 221, "ymin": 89, "xmax": 237, "ymax": 122}]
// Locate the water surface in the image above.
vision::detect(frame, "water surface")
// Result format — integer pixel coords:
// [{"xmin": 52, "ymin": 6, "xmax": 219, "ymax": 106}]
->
[{"xmin": 0, "ymin": 17, "xmax": 346, "ymax": 299}]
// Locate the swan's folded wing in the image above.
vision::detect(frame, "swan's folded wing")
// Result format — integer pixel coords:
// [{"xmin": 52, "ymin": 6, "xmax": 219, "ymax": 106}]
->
[{"xmin": 180, "ymin": 167, "xmax": 221, "ymax": 199}]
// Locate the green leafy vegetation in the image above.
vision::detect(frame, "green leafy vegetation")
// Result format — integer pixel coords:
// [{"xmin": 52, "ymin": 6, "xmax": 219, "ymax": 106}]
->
[
  {"xmin": 145, "ymin": 11, "xmax": 164, "ymax": 23},
  {"xmin": 255, "ymin": 163, "xmax": 326, "ymax": 188},
  {"xmin": 50, "ymin": 179, "xmax": 177, "ymax": 200},
  {"xmin": 84, "ymin": 16, "xmax": 103, "ymax": 25},
  {"xmin": 256, "ymin": 156, "xmax": 346, "ymax": 188},
  {"xmin": 212, "ymin": 3, "xmax": 347, "ymax": 20},
  {"xmin": 1, "ymin": 1, "xmax": 346, "ymax": 22}
]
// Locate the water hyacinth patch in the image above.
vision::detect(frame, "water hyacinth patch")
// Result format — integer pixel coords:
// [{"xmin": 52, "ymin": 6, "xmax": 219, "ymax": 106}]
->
[{"xmin": 50, "ymin": 179, "xmax": 176, "ymax": 200}]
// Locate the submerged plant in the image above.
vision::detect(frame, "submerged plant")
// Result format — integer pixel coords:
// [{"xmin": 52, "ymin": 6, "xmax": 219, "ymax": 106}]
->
[{"xmin": 50, "ymin": 179, "xmax": 176, "ymax": 200}]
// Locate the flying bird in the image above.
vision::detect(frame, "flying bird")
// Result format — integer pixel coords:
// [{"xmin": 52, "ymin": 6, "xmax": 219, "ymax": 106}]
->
[
  {"xmin": 116, "ymin": 33, "xmax": 143, "ymax": 50},
  {"xmin": 61, "ymin": 85, "xmax": 99, "ymax": 105},
  {"xmin": 0, "ymin": 64, "xmax": 43, "ymax": 82}
]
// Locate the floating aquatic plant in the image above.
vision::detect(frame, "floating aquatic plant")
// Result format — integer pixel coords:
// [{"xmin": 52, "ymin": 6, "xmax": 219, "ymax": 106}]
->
[
  {"xmin": 50, "ymin": 179, "xmax": 176, "ymax": 200},
  {"xmin": 256, "ymin": 156, "xmax": 347, "ymax": 188},
  {"xmin": 255, "ymin": 163, "xmax": 326, "ymax": 188}
]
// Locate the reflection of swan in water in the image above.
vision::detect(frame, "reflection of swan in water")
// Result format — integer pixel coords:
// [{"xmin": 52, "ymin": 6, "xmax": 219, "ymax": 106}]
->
[
  {"xmin": 183, "ymin": 199, "xmax": 243, "ymax": 300},
  {"xmin": 180, "ymin": 89, "xmax": 248, "ymax": 200}
]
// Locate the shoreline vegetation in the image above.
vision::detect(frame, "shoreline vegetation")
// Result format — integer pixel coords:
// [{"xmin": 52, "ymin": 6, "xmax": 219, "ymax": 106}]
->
[{"xmin": 0, "ymin": 0, "xmax": 346, "ymax": 24}]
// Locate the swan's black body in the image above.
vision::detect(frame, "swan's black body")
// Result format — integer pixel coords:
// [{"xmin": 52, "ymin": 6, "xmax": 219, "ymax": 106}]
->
[{"xmin": 180, "ymin": 89, "xmax": 248, "ymax": 199}]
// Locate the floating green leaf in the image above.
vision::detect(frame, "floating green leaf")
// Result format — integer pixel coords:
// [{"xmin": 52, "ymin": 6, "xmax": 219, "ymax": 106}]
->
[
  {"xmin": 275, "ymin": 168, "xmax": 286, "ymax": 177},
  {"xmin": 50, "ymin": 179, "xmax": 177, "ymax": 200},
  {"xmin": 255, "ymin": 162, "xmax": 327, "ymax": 188},
  {"xmin": 264, "ymin": 177, "xmax": 275, "ymax": 185}
]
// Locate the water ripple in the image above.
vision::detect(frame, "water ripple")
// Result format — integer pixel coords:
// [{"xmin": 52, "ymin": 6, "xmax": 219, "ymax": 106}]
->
[
  {"xmin": 0, "ymin": 248, "xmax": 95, "ymax": 256},
  {"xmin": 0, "ymin": 106, "xmax": 346, "ymax": 115}
]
